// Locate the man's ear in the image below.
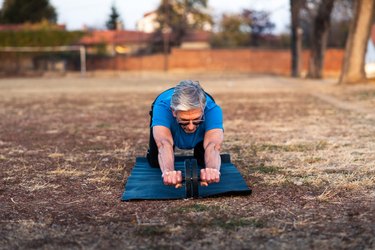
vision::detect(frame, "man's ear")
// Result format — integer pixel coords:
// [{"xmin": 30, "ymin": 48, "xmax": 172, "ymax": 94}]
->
[{"xmin": 171, "ymin": 107, "xmax": 177, "ymax": 117}]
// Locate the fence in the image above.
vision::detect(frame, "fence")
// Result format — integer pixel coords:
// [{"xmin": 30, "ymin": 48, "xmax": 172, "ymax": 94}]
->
[
  {"xmin": 0, "ymin": 48, "xmax": 344, "ymax": 77},
  {"xmin": 87, "ymin": 48, "xmax": 344, "ymax": 77}
]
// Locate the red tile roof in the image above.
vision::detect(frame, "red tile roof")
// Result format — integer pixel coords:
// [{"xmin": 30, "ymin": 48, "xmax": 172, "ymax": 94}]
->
[
  {"xmin": 79, "ymin": 30, "xmax": 211, "ymax": 45},
  {"xmin": 79, "ymin": 30, "xmax": 153, "ymax": 45},
  {"xmin": 182, "ymin": 31, "xmax": 211, "ymax": 42}
]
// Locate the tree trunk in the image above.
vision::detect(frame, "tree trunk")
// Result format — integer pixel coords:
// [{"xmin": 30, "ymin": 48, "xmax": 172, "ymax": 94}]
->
[
  {"xmin": 290, "ymin": 0, "xmax": 303, "ymax": 77},
  {"xmin": 339, "ymin": 0, "xmax": 375, "ymax": 84},
  {"xmin": 307, "ymin": 0, "xmax": 335, "ymax": 79}
]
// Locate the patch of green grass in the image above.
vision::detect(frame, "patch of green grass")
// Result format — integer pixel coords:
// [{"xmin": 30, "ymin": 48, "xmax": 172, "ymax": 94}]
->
[
  {"xmin": 212, "ymin": 217, "xmax": 264, "ymax": 230},
  {"xmin": 304, "ymin": 157, "xmax": 324, "ymax": 164},
  {"xmin": 96, "ymin": 123, "xmax": 111, "ymax": 128},
  {"xmin": 173, "ymin": 203, "xmax": 218, "ymax": 213},
  {"xmin": 252, "ymin": 164, "xmax": 281, "ymax": 174},
  {"xmin": 256, "ymin": 144, "xmax": 284, "ymax": 152},
  {"xmin": 323, "ymin": 169, "xmax": 352, "ymax": 174},
  {"xmin": 135, "ymin": 225, "xmax": 168, "ymax": 236},
  {"xmin": 256, "ymin": 141, "xmax": 328, "ymax": 152},
  {"xmin": 357, "ymin": 90, "xmax": 375, "ymax": 100},
  {"xmin": 86, "ymin": 144, "xmax": 106, "ymax": 151}
]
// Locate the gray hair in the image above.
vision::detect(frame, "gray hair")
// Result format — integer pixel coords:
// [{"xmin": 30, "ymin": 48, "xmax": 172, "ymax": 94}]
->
[{"xmin": 171, "ymin": 80, "xmax": 206, "ymax": 112}]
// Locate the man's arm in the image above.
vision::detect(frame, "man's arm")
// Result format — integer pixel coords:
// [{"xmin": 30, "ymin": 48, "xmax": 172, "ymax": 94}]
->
[
  {"xmin": 153, "ymin": 125, "xmax": 182, "ymax": 187},
  {"xmin": 201, "ymin": 128, "xmax": 224, "ymax": 185}
]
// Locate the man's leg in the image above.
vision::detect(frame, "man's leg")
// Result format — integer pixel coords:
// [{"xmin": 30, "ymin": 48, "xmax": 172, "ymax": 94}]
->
[{"xmin": 194, "ymin": 141, "xmax": 205, "ymax": 167}]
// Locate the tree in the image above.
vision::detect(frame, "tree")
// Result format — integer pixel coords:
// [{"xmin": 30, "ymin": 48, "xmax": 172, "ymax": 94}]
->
[
  {"xmin": 153, "ymin": 0, "xmax": 212, "ymax": 50},
  {"xmin": 299, "ymin": 0, "xmax": 353, "ymax": 48},
  {"xmin": 339, "ymin": 0, "xmax": 375, "ymax": 84},
  {"xmin": 0, "ymin": 0, "xmax": 57, "ymax": 24},
  {"xmin": 327, "ymin": 0, "xmax": 353, "ymax": 48},
  {"xmin": 241, "ymin": 9, "xmax": 275, "ymax": 46},
  {"xmin": 211, "ymin": 8, "xmax": 275, "ymax": 48},
  {"xmin": 210, "ymin": 14, "xmax": 249, "ymax": 48},
  {"xmin": 290, "ymin": 0, "xmax": 304, "ymax": 77},
  {"xmin": 106, "ymin": 5, "xmax": 121, "ymax": 30},
  {"xmin": 307, "ymin": 0, "xmax": 335, "ymax": 79}
]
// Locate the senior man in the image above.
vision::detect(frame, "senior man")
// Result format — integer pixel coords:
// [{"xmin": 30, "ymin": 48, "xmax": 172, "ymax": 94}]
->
[{"xmin": 146, "ymin": 80, "xmax": 224, "ymax": 188}]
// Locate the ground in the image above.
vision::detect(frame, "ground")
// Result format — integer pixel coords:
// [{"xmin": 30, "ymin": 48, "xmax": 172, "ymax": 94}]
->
[{"xmin": 0, "ymin": 72, "xmax": 374, "ymax": 249}]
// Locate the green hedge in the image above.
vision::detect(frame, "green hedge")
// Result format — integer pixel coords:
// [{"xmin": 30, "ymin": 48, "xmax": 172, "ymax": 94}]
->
[{"xmin": 0, "ymin": 30, "xmax": 85, "ymax": 47}]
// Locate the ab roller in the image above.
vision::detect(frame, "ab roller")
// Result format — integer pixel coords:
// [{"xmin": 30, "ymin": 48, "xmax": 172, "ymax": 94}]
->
[{"xmin": 184, "ymin": 159, "xmax": 200, "ymax": 198}]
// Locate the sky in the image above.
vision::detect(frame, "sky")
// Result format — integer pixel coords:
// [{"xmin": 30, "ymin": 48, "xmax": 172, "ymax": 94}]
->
[{"xmin": 0, "ymin": 0, "xmax": 291, "ymax": 33}]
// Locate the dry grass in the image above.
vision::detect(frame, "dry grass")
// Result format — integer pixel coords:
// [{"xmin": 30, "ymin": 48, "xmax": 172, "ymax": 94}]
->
[{"xmin": 0, "ymin": 72, "xmax": 375, "ymax": 249}]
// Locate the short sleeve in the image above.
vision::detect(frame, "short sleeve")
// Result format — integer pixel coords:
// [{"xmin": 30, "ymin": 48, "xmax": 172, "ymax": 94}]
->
[
  {"xmin": 205, "ymin": 105, "xmax": 224, "ymax": 131},
  {"xmin": 151, "ymin": 101, "xmax": 173, "ymax": 128}
]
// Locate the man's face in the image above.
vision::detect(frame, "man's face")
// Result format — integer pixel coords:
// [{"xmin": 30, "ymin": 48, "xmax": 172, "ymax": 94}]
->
[{"xmin": 173, "ymin": 108, "xmax": 204, "ymax": 134}]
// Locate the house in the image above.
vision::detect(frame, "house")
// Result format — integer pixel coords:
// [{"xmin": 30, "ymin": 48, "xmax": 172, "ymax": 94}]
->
[
  {"xmin": 79, "ymin": 30, "xmax": 153, "ymax": 56},
  {"xmin": 135, "ymin": 10, "xmax": 212, "ymax": 49},
  {"xmin": 180, "ymin": 30, "xmax": 211, "ymax": 49},
  {"xmin": 136, "ymin": 10, "xmax": 212, "ymax": 33},
  {"xmin": 79, "ymin": 28, "xmax": 212, "ymax": 55},
  {"xmin": 136, "ymin": 11, "xmax": 159, "ymax": 33}
]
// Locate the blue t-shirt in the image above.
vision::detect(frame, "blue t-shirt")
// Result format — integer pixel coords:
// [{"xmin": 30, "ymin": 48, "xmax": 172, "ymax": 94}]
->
[{"xmin": 151, "ymin": 88, "xmax": 223, "ymax": 149}]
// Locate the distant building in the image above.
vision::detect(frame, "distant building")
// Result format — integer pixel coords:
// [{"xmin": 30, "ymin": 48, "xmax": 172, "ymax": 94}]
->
[
  {"xmin": 79, "ymin": 30, "xmax": 153, "ymax": 56},
  {"xmin": 136, "ymin": 11, "xmax": 159, "ymax": 33},
  {"xmin": 78, "ymin": 28, "xmax": 212, "ymax": 55},
  {"xmin": 135, "ymin": 9, "xmax": 212, "ymax": 50},
  {"xmin": 180, "ymin": 31, "xmax": 211, "ymax": 49},
  {"xmin": 136, "ymin": 10, "xmax": 212, "ymax": 33}
]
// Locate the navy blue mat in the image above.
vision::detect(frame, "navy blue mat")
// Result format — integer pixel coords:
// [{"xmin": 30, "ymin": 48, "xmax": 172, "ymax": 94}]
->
[{"xmin": 121, "ymin": 154, "xmax": 252, "ymax": 201}]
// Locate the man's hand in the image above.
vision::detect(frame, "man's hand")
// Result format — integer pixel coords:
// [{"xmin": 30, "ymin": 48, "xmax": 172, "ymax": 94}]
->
[
  {"xmin": 200, "ymin": 168, "xmax": 220, "ymax": 186},
  {"xmin": 162, "ymin": 170, "xmax": 182, "ymax": 188}
]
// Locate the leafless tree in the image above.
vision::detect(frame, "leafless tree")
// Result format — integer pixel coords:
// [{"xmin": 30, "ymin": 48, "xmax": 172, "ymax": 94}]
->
[
  {"xmin": 290, "ymin": 0, "xmax": 304, "ymax": 77},
  {"xmin": 306, "ymin": 0, "xmax": 335, "ymax": 79}
]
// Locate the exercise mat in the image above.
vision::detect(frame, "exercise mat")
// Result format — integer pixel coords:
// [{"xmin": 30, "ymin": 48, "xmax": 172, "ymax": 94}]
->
[{"xmin": 121, "ymin": 154, "xmax": 252, "ymax": 201}]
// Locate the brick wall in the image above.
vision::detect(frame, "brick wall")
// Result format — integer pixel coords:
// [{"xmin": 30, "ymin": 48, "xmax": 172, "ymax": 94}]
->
[{"xmin": 87, "ymin": 48, "xmax": 344, "ymax": 76}]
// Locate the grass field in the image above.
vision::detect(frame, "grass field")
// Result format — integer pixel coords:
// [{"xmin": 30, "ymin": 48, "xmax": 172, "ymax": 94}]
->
[{"xmin": 0, "ymin": 72, "xmax": 375, "ymax": 249}]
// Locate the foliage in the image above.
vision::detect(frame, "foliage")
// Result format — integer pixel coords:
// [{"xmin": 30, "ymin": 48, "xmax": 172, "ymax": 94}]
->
[
  {"xmin": 0, "ymin": 0, "xmax": 57, "ymax": 24},
  {"xmin": 210, "ymin": 14, "xmax": 249, "ymax": 48},
  {"xmin": 0, "ymin": 29, "xmax": 84, "ymax": 47},
  {"xmin": 106, "ymin": 5, "xmax": 121, "ymax": 30},
  {"xmin": 241, "ymin": 9, "xmax": 275, "ymax": 46},
  {"xmin": 152, "ymin": 0, "xmax": 213, "ymax": 51},
  {"xmin": 211, "ymin": 9, "xmax": 276, "ymax": 48}
]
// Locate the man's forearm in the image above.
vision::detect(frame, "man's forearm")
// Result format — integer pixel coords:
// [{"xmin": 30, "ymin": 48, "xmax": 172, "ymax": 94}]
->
[
  {"xmin": 204, "ymin": 142, "xmax": 221, "ymax": 170},
  {"xmin": 157, "ymin": 139, "xmax": 175, "ymax": 175}
]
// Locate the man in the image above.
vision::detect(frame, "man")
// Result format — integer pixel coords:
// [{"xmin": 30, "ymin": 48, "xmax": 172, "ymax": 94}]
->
[{"xmin": 147, "ymin": 80, "xmax": 224, "ymax": 188}]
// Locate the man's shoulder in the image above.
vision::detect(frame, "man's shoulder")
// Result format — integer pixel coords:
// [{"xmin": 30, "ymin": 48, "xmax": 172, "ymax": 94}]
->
[
  {"xmin": 205, "ymin": 96, "xmax": 221, "ymax": 111},
  {"xmin": 155, "ymin": 88, "xmax": 174, "ymax": 103}
]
